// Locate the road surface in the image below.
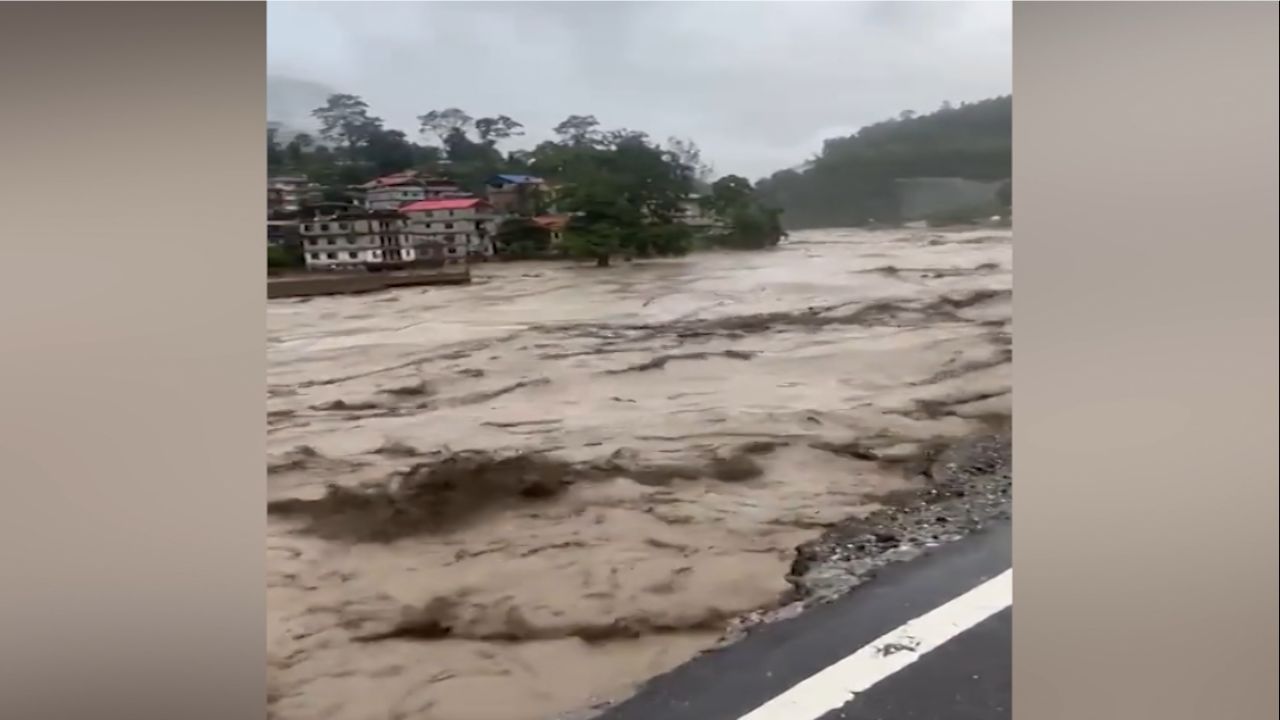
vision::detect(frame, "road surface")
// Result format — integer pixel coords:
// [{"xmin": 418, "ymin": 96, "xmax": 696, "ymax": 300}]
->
[
  {"xmin": 266, "ymin": 228, "xmax": 1012, "ymax": 720},
  {"xmin": 596, "ymin": 521, "xmax": 1012, "ymax": 720}
]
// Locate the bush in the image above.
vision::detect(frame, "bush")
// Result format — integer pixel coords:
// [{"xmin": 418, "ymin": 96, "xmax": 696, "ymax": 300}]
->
[
  {"xmin": 709, "ymin": 205, "xmax": 783, "ymax": 249},
  {"xmin": 633, "ymin": 223, "xmax": 693, "ymax": 258},
  {"xmin": 563, "ymin": 226, "xmax": 623, "ymax": 266},
  {"xmin": 268, "ymin": 245, "xmax": 304, "ymax": 270},
  {"xmin": 494, "ymin": 218, "xmax": 554, "ymax": 259}
]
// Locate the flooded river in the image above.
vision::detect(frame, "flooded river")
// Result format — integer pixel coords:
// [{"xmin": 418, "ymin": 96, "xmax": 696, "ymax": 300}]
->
[{"xmin": 266, "ymin": 227, "xmax": 1012, "ymax": 720}]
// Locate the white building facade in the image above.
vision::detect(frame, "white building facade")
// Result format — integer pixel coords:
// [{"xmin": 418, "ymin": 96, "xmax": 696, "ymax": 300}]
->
[
  {"xmin": 268, "ymin": 176, "xmax": 323, "ymax": 214},
  {"xmin": 298, "ymin": 211, "xmax": 458, "ymax": 270},
  {"xmin": 365, "ymin": 185, "xmax": 427, "ymax": 211},
  {"xmin": 361, "ymin": 172, "xmax": 467, "ymax": 211},
  {"xmin": 399, "ymin": 198, "xmax": 498, "ymax": 259},
  {"xmin": 676, "ymin": 195, "xmax": 720, "ymax": 228}
]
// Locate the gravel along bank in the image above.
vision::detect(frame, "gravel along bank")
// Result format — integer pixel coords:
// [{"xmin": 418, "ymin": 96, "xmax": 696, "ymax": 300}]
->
[{"xmin": 266, "ymin": 227, "xmax": 1012, "ymax": 720}]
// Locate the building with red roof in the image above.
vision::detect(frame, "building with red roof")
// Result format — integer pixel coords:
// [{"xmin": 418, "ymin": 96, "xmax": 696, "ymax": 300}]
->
[
  {"xmin": 360, "ymin": 170, "xmax": 468, "ymax": 211},
  {"xmin": 399, "ymin": 197, "xmax": 489, "ymax": 214},
  {"xmin": 529, "ymin": 214, "xmax": 571, "ymax": 248},
  {"xmin": 399, "ymin": 198, "xmax": 498, "ymax": 259}
]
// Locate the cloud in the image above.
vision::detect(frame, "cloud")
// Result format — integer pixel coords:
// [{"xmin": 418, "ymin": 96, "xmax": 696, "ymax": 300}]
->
[{"xmin": 267, "ymin": 1, "xmax": 1010, "ymax": 180}]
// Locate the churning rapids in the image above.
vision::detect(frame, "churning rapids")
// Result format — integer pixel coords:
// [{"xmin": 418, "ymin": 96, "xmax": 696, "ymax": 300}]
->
[{"xmin": 266, "ymin": 227, "xmax": 1012, "ymax": 720}]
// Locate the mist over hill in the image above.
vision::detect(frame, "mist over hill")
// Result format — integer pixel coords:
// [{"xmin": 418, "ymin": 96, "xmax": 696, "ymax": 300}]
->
[{"xmin": 755, "ymin": 96, "xmax": 1011, "ymax": 228}]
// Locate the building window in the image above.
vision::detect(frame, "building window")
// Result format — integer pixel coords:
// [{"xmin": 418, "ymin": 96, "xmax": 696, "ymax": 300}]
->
[
  {"xmin": 304, "ymin": 238, "xmax": 316, "ymax": 247},
  {"xmin": 308, "ymin": 253, "xmax": 318, "ymax": 261},
  {"xmin": 372, "ymin": 251, "xmax": 381, "ymax": 260},
  {"xmin": 326, "ymin": 252, "xmax": 337, "ymax": 260},
  {"xmin": 324, "ymin": 238, "xmax": 333, "ymax": 245},
  {"xmin": 347, "ymin": 251, "xmax": 359, "ymax": 260},
  {"xmin": 337, "ymin": 223, "xmax": 349, "ymax": 231},
  {"xmin": 443, "ymin": 222, "xmax": 454, "ymax": 229},
  {"xmin": 320, "ymin": 223, "xmax": 330, "ymax": 232}
]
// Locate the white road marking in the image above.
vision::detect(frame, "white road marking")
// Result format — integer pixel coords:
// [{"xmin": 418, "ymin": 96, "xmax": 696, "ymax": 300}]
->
[{"xmin": 737, "ymin": 568, "xmax": 1013, "ymax": 720}]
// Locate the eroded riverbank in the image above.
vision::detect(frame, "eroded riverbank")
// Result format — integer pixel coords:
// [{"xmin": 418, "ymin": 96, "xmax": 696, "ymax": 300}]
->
[{"xmin": 266, "ymin": 227, "xmax": 1012, "ymax": 720}]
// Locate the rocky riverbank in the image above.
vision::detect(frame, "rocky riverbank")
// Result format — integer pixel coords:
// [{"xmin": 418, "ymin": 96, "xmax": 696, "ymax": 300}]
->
[{"xmin": 267, "ymin": 227, "xmax": 1012, "ymax": 720}]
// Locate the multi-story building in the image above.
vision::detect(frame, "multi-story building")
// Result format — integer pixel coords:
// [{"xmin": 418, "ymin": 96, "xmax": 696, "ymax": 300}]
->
[
  {"xmin": 361, "ymin": 170, "xmax": 467, "ymax": 211},
  {"xmin": 297, "ymin": 205, "xmax": 459, "ymax": 271},
  {"xmin": 485, "ymin": 174, "xmax": 548, "ymax": 216},
  {"xmin": 531, "ymin": 215, "xmax": 570, "ymax": 249},
  {"xmin": 400, "ymin": 198, "xmax": 498, "ymax": 259},
  {"xmin": 267, "ymin": 175, "xmax": 323, "ymax": 215}
]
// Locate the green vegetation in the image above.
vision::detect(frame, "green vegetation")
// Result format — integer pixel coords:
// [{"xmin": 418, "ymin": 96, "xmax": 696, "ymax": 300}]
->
[
  {"xmin": 754, "ymin": 96, "xmax": 1011, "ymax": 229},
  {"xmin": 493, "ymin": 218, "xmax": 553, "ymax": 260},
  {"xmin": 702, "ymin": 175, "xmax": 784, "ymax": 249},
  {"xmin": 270, "ymin": 92, "xmax": 785, "ymax": 265},
  {"xmin": 533, "ymin": 126, "xmax": 697, "ymax": 266},
  {"xmin": 267, "ymin": 244, "xmax": 304, "ymax": 271},
  {"xmin": 722, "ymin": 204, "xmax": 785, "ymax": 249}
]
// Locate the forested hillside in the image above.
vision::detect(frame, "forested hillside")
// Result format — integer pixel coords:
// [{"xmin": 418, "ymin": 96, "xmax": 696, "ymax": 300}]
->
[{"xmin": 755, "ymin": 96, "xmax": 1011, "ymax": 229}]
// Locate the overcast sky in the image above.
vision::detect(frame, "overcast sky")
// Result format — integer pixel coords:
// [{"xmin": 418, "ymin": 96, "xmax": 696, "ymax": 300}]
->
[{"xmin": 267, "ymin": 1, "xmax": 1010, "ymax": 181}]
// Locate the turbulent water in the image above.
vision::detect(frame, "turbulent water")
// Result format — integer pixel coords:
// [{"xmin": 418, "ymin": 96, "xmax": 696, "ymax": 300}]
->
[{"xmin": 266, "ymin": 227, "xmax": 1012, "ymax": 720}]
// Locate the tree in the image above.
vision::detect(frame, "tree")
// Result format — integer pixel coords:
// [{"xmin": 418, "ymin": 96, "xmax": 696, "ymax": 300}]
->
[
  {"xmin": 706, "ymin": 174, "xmax": 754, "ymax": 215},
  {"xmin": 547, "ymin": 129, "xmax": 696, "ymax": 266},
  {"xmin": 506, "ymin": 149, "xmax": 534, "ymax": 174},
  {"xmin": 409, "ymin": 144, "xmax": 445, "ymax": 173},
  {"xmin": 268, "ymin": 244, "xmax": 304, "ymax": 271},
  {"xmin": 417, "ymin": 108, "xmax": 474, "ymax": 144},
  {"xmin": 494, "ymin": 217, "xmax": 552, "ymax": 258},
  {"xmin": 667, "ymin": 137, "xmax": 712, "ymax": 183},
  {"xmin": 267, "ymin": 127, "xmax": 284, "ymax": 171},
  {"xmin": 364, "ymin": 128, "xmax": 417, "ymax": 176},
  {"xmin": 754, "ymin": 95, "xmax": 1011, "ymax": 229},
  {"xmin": 723, "ymin": 204, "xmax": 784, "ymax": 249},
  {"xmin": 284, "ymin": 133, "xmax": 314, "ymax": 169},
  {"xmin": 563, "ymin": 223, "xmax": 623, "ymax": 267},
  {"xmin": 268, "ymin": 97, "xmax": 757, "ymax": 267},
  {"xmin": 694, "ymin": 173, "xmax": 785, "ymax": 250},
  {"xmin": 633, "ymin": 223, "xmax": 694, "ymax": 258},
  {"xmin": 272, "ymin": 96, "xmax": 450, "ymax": 192},
  {"xmin": 474, "ymin": 115, "xmax": 524, "ymax": 146},
  {"xmin": 311, "ymin": 94, "xmax": 382, "ymax": 160},
  {"xmin": 553, "ymin": 114, "xmax": 602, "ymax": 146},
  {"xmin": 440, "ymin": 128, "xmax": 503, "ymax": 193}
]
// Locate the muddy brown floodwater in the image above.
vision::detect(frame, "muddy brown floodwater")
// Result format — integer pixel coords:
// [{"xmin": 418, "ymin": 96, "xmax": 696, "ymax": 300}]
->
[{"xmin": 266, "ymin": 227, "xmax": 1012, "ymax": 720}]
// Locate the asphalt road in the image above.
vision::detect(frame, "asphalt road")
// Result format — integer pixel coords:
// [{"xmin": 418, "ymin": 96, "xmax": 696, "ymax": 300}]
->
[{"xmin": 596, "ymin": 521, "xmax": 1012, "ymax": 720}]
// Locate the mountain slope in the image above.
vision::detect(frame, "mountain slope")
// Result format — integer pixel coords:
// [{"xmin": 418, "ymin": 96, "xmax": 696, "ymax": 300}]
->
[{"xmin": 755, "ymin": 96, "xmax": 1011, "ymax": 229}]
